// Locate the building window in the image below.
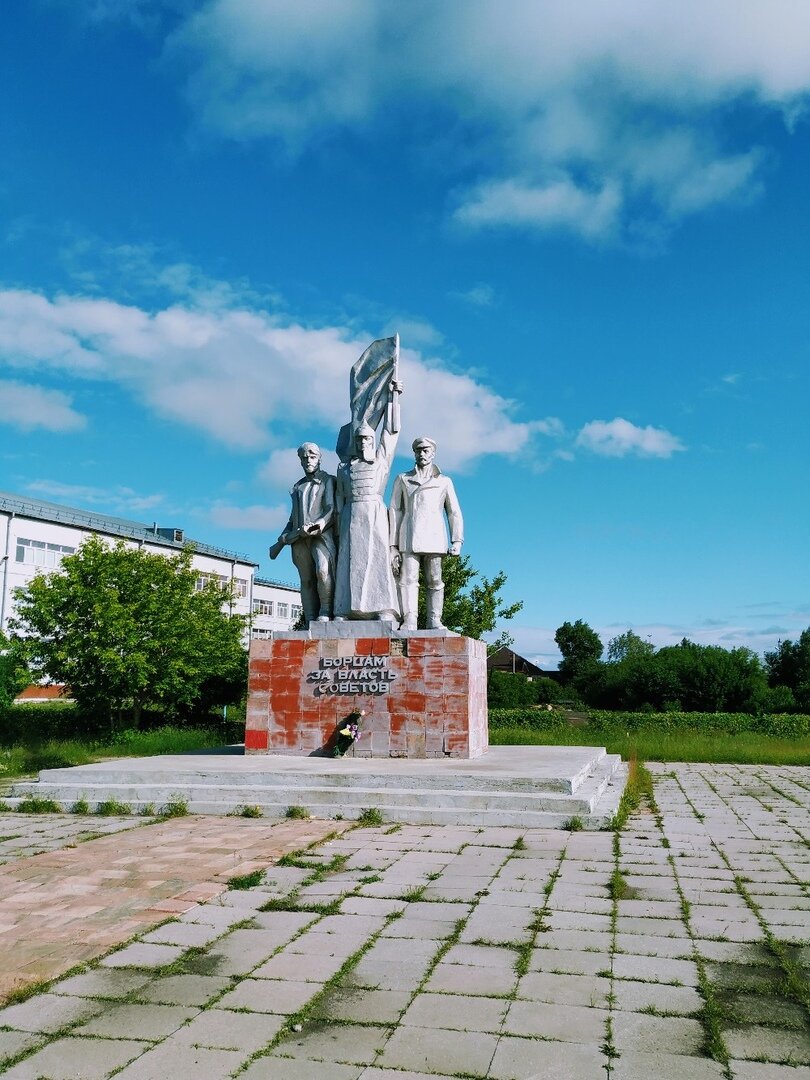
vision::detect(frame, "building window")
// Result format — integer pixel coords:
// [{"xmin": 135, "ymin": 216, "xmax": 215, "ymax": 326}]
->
[
  {"xmin": 277, "ymin": 603, "xmax": 289, "ymax": 618},
  {"xmin": 233, "ymin": 577, "xmax": 248, "ymax": 598},
  {"xmin": 252, "ymin": 599, "xmax": 274, "ymax": 616},
  {"xmin": 16, "ymin": 538, "xmax": 76, "ymax": 569},
  {"xmin": 291, "ymin": 604, "xmax": 302, "ymax": 619},
  {"xmin": 252, "ymin": 628, "xmax": 273, "ymax": 639},
  {"xmin": 195, "ymin": 572, "xmax": 229, "ymax": 592}
]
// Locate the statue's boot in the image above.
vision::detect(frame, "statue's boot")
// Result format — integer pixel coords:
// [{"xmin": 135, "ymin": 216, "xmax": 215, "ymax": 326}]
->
[
  {"xmin": 400, "ymin": 580, "xmax": 418, "ymax": 630},
  {"xmin": 426, "ymin": 585, "xmax": 446, "ymax": 630}
]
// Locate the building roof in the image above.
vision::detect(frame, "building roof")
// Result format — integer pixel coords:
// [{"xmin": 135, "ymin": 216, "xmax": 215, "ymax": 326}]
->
[
  {"xmin": 0, "ymin": 490, "xmax": 257, "ymax": 566},
  {"xmin": 486, "ymin": 646, "xmax": 550, "ymax": 680},
  {"xmin": 15, "ymin": 684, "xmax": 73, "ymax": 703},
  {"xmin": 254, "ymin": 575, "xmax": 299, "ymax": 593}
]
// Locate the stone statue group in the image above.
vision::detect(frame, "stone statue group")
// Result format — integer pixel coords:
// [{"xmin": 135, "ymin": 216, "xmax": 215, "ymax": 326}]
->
[{"xmin": 270, "ymin": 336, "xmax": 463, "ymax": 631}]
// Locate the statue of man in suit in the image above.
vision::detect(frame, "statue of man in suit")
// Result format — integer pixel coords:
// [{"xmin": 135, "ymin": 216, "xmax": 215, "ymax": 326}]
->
[
  {"xmin": 269, "ymin": 442, "xmax": 336, "ymax": 625},
  {"xmin": 389, "ymin": 436, "xmax": 463, "ymax": 630}
]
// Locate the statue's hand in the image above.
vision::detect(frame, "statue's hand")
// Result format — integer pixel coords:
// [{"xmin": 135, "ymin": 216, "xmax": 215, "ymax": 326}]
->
[
  {"xmin": 449, "ymin": 542, "xmax": 462, "ymax": 556},
  {"xmin": 391, "ymin": 548, "xmax": 402, "ymax": 575}
]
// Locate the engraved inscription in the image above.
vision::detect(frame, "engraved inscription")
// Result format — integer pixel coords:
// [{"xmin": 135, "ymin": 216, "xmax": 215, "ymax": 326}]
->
[{"xmin": 306, "ymin": 655, "xmax": 397, "ymax": 696}]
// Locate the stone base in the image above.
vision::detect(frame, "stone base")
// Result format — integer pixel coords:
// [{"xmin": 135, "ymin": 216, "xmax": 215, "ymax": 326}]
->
[
  {"xmin": 9, "ymin": 747, "xmax": 628, "ymax": 829},
  {"xmin": 245, "ymin": 628, "xmax": 487, "ymax": 759}
]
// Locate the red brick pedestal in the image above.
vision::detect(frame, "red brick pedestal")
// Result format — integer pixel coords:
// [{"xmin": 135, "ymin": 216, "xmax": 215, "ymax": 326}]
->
[{"xmin": 245, "ymin": 629, "xmax": 488, "ymax": 759}]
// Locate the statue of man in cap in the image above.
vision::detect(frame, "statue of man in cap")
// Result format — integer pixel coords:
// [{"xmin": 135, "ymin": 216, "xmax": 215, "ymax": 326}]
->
[
  {"xmin": 389, "ymin": 436, "xmax": 463, "ymax": 630},
  {"xmin": 333, "ymin": 380, "xmax": 403, "ymax": 621}
]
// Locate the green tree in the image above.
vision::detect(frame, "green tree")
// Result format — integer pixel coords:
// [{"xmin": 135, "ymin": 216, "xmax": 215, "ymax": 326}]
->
[
  {"xmin": 606, "ymin": 630, "xmax": 655, "ymax": 663},
  {"xmin": 643, "ymin": 639, "xmax": 767, "ymax": 713},
  {"xmin": 555, "ymin": 619, "xmax": 603, "ymax": 684},
  {"xmin": 11, "ymin": 535, "xmax": 247, "ymax": 728},
  {"xmin": 0, "ymin": 632, "xmax": 29, "ymax": 712},
  {"xmin": 765, "ymin": 629, "xmax": 810, "ymax": 709},
  {"xmin": 418, "ymin": 554, "xmax": 523, "ymax": 649}
]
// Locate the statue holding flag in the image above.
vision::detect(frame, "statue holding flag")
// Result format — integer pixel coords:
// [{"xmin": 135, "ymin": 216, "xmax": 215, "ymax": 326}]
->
[{"xmin": 333, "ymin": 335, "xmax": 403, "ymax": 622}]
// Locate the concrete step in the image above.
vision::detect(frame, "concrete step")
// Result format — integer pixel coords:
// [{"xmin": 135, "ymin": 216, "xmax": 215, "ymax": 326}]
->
[
  {"xmin": 19, "ymin": 749, "xmax": 607, "ymax": 796},
  {"xmin": 8, "ymin": 747, "xmax": 627, "ymax": 830}
]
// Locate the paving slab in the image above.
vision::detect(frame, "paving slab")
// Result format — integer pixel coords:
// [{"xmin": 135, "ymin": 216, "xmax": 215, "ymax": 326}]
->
[
  {"xmin": 111, "ymin": 1040, "xmax": 245, "ymax": 1080},
  {"xmin": 216, "ymin": 976, "xmax": 316, "ymax": 1014},
  {"xmin": 243, "ymin": 1059, "xmax": 363, "ymax": 1080},
  {"xmin": 610, "ymin": 1050, "xmax": 727, "ymax": 1079},
  {"xmin": 724, "ymin": 1024, "xmax": 810, "ymax": 1064},
  {"xmin": 488, "ymin": 1036, "xmax": 607, "ymax": 1079},
  {"xmin": 400, "ymin": 991, "xmax": 507, "ymax": 1032},
  {"xmin": 0, "ymin": 1035, "xmax": 151, "ymax": 1079},
  {"xmin": 171, "ymin": 1007, "xmax": 286, "ymax": 1051},
  {"xmin": 376, "ymin": 1024, "xmax": 499, "ymax": 1074},
  {"xmin": 273, "ymin": 1021, "xmax": 393, "ymax": 1065},
  {"xmin": 75, "ymin": 1000, "xmax": 199, "ymax": 1040},
  {"xmin": 504, "ymin": 999, "xmax": 609, "ymax": 1042},
  {"xmin": 134, "ymin": 973, "xmax": 232, "ymax": 1006},
  {"xmin": 516, "ymin": 970, "xmax": 611, "ymax": 1008},
  {"xmin": 0, "ymin": 991, "xmax": 105, "ymax": 1034},
  {"xmin": 611, "ymin": 1011, "xmax": 705, "ymax": 1055},
  {"xmin": 730, "ymin": 1062, "xmax": 810, "ymax": 1079}
]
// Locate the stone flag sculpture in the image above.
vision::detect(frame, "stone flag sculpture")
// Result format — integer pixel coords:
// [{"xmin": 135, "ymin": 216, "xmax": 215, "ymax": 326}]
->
[
  {"xmin": 335, "ymin": 334, "xmax": 401, "ymax": 463},
  {"xmin": 333, "ymin": 335, "xmax": 403, "ymax": 621}
]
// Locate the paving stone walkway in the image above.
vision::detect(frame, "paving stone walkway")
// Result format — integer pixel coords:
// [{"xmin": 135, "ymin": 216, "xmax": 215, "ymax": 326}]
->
[
  {"xmin": 0, "ymin": 762, "xmax": 808, "ymax": 1079},
  {"xmin": 0, "ymin": 813, "xmax": 344, "ymax": 1001}
]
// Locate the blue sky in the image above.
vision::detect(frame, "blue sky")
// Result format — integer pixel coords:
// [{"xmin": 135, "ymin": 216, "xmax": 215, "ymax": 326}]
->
[{"xmin": 1, "ymin": 1, "xmax": 809, "ymax": 666}]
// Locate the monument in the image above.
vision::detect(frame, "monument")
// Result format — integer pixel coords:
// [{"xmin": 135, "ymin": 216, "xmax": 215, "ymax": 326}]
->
[{"xmin": 246, "ymin": 335, "xmax": 487, "ymax": 759}]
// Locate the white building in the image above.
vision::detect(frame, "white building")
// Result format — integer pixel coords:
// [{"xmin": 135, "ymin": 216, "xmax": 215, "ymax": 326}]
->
[
  {"xmin": 0, "ymin": 490, "xmax": 301, "ymax": 639},
  {"xmin": 251, "ymin": 577, "xmax": 303, "ymax": 637}
]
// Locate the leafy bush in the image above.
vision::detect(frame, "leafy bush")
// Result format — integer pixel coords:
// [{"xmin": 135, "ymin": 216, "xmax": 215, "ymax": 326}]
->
[
  {"xmin": 533, "ymin": 677, "xmax": 565, "ymax": 704},
  {"xmin": 488, "ymin": 708, "xmax": 568, "ymax": 732},
  {"xmin": 487, "ymin": 670, "xmax": 538, "ymax": 708},
  {"xmin": 584, "ymin": 710, "xmax": 810, "ymax": 738}
]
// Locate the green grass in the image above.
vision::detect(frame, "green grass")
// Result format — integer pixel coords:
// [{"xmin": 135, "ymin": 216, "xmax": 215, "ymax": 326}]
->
[
  {"xmin": 0, "ymin": 725, "xmax": 235, "ymax": 780},
  {"xmin": 228, "ymin": 869, "xmax": 265, "ymax": 890},
  {"xmin": 16, "ymin": 795, "xmax": 63, "ymax": 814},
  {"xmin": 357, "ymin": 807, "xmax": 384, "ymax": 827},
  {"xmin": 158, "ymin": 797, "xmax": 189, "ymax": 818},
  {"xmin": 285, "ymin": 805, "xmax": 310, "ymax": 819},
  {"xmin": 96, "ymin": 799, "xmax": 132, "ymax": 816},
  {"xmin": 489, "ymin": 725, "xmax": 810, "ymax": 765}
]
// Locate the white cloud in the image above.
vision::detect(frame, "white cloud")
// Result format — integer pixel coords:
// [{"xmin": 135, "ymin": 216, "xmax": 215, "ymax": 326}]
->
[
  {"xmin": 0, "ymin": 286, "xmax": 543, "ymax": 469},
  {"xmin": 161, "ymin": 1, "xmax": 810, "ymax": 242},
  {"xmin": 575, "ymin": 418, "xmax": 686, "ymax": 458},
  {"xmin": 512, "ymin": 612, "xmax": 810, "ymax": 668},
  {"xmin": 26, "ymin": 479, "xmax": 163, "ymax": 515},
  {"xmin": 0, "ymin": 380, "xmax": 86, "ymax": 433},
  {"xmin": 208, "ymin": 502, "xmax": 289, "ymax": 531},
  {"xmin": 258, "ymin": 446, "xmax": 340, "ymax": 489},
  {"xmin": 451, "ymin": 284, "xmax": 496, "ymax": 308},
  {"xmin": 455, "ymin": 178, "xmax": 622, "ymax": 241}
]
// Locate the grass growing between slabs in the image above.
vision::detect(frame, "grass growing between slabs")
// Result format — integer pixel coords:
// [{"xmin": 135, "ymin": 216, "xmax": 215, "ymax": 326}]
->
[{"xmin": 490, "ymin": 724, "xmax": 810, "ymax": 765}]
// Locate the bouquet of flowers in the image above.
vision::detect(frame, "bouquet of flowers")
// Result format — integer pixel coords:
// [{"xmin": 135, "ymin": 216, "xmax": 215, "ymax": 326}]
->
[{"xmin": 333, "ymin": 710, "xmax": 364, "ymax": 757}]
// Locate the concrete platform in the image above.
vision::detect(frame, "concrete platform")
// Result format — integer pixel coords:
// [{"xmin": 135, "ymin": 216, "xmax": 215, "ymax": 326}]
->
[{"xmin": 10, "ymin": 746, "xmax": 627, "ymax": 829}]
